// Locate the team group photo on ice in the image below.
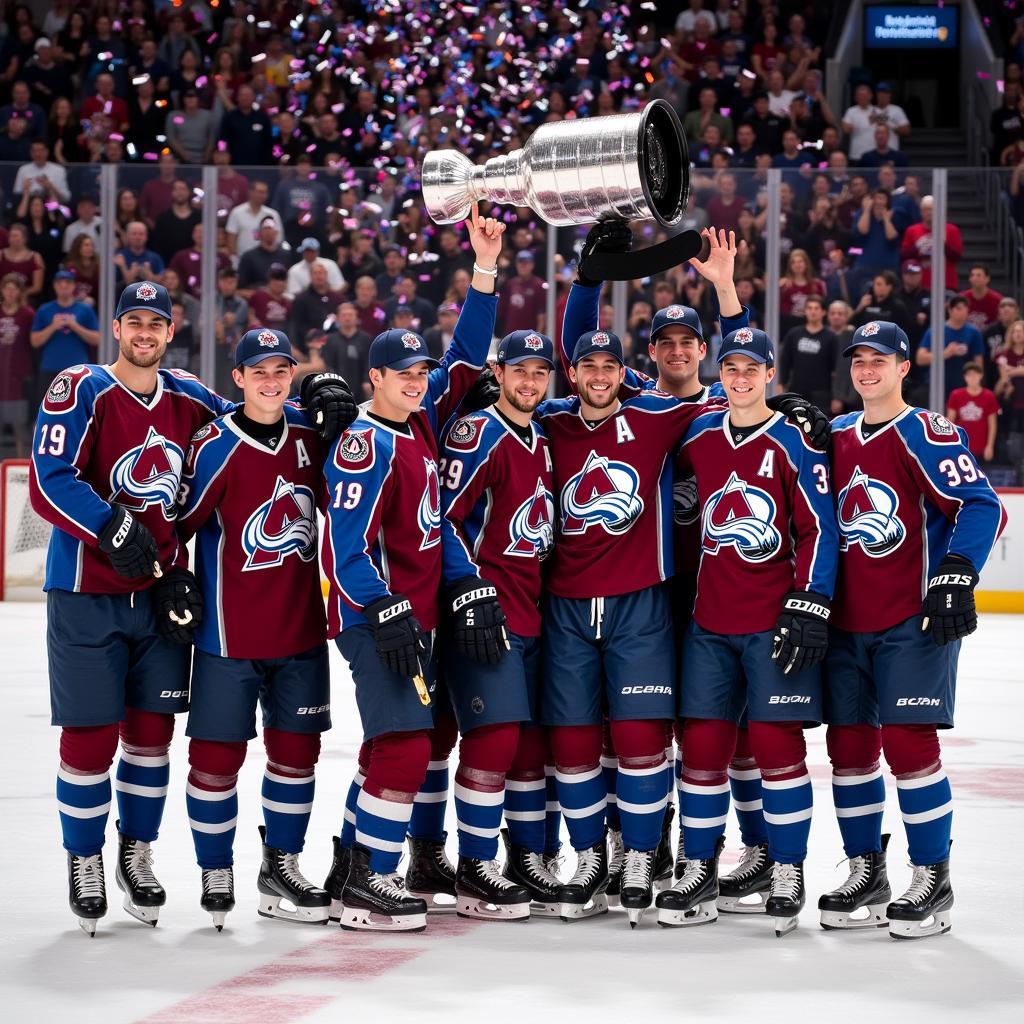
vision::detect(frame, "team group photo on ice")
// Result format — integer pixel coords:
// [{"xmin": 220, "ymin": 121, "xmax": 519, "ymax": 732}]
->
[{"xmin": 30, "ymin": 188, "xmax": 1006, "ymax": 942}]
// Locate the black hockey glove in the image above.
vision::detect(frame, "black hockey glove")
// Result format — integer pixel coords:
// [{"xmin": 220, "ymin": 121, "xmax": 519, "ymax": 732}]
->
[
  {"xmin": 300, "ymin": 372, "xmax": 358, "ymax": 441},
  {"xmin": 576, "ymin": 218, "xmax": 632, "ymax": 287},
  {"xmin": 150, "ymin": 567, "xmax": 203, "ymax": 644},
  {"xmin": 98, "ymin": 504, "xmax": 161, "ymax": 579},
  {"xmin": 461, "ymin": 367, "xmax": 500, "ymax": 412},
  {"xmin": 766, "ymin": 393, "xmax": 831, "ymax": 452},
  {"xmin": 364, "ymin": 593, "xmax": 429, "ymax": 678},
  {"xmin": 449, "ymin": 576, "xmax": 510, "ymax": 665},
  {"xmin": 921, "ymin": 559, "xmax": 979, "ymax": 645},
  {"xmin": 772, "ymin": 591, "xmax": 831, "ymax": 675}
]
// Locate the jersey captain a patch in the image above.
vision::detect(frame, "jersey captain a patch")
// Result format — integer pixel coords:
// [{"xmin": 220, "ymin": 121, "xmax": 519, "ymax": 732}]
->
[{"xmin": 109, "ymin": 425, "xmax": 185, "ymax": 520}]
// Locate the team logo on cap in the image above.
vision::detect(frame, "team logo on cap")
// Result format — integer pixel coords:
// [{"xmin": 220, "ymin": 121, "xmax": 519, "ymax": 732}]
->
[
  {"xmin": 836, "ymin": 466, "xmax": 905, "ymax": 557},
  {"xmin": 135, "ymin": 283, "xmax": 157, "ymax": 302},
  {"xmin": 109, "ymin": 426, "xmax": 184, "ymax": 520},
  {"xmin": 665, "ymin": 305, "xmax": 686, "ymax": 319},
  {"xmin": 561, "ymin": 451, "xmax": 643, "ymax": 536},
  {"xmin": 258, "ymin": 330, "xmax": 278, "ymax": 347},
  {"xmin": 524, "ymin": 333, "xmax": 544, "ymax": 350},
  {"xmin": 861, "ymin": 321, "xmax": 880, "ymax": 336},
  {"xmin": 590, "ymin": 332, "xmax": 611, "ymax": 347},
  {"xmin": 242, "ymin": 475, "xmax": 317, "ymax": 570},
  {"xmin": 401, "ymin": 332, "xmax": 421, "ymax": 350},
  {"xmin": 733, "ymin": 328, "xmax": 754, "ymax": 345},
  {"xmin": 506, "ymin": 478, "xmax": 555, "ymax": 559},
  {"xmin": 702, "ymin": 472, "xmax": 781, "ymax": 562}
]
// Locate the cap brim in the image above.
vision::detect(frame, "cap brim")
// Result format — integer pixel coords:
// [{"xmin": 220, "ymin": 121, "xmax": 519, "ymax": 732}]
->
[
  {"xmin": 651, "ymin": 323, "xmax": 702, "ymax": 342},
  {"xmin": 717, "ymin": 349, "xmax": 771, "ymax": 364},
  {"xmin": 376, "ymin": 355, "xmax": 441, "ymax": 370},
  {"xmin": 573, "ymin": 349, "xmax": 624, "ymax": 366},
  {"xmin": 843, "ymin": 340, "xmax": 902, "ymax": 358},
  {"xmin": 117, "ymin": 304, "xmax": 171, "ymax": 320},
  {"xmin": 238, "ymin": 352, "xmax": 298, "ymax": 367},
  {"xmin": 499, "ymin": 353, "xmax": 555, "ymax": 366}
]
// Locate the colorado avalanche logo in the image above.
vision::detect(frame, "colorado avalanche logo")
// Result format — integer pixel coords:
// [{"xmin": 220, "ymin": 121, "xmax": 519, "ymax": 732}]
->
[
  {"xmin": 506, "ymin": 478, "xmax": 555, "ymax": 559},
  {"xmin": 242, "ymin": 475, "xmax": 317, "ymax": 570},
  {"xmin": 861, "ymin": 321, "xmax": 881, "ymax": 336},
  {"xmin": 418, "ymin": 458, "xmax": 441, "ymax": 550},
  {"xmin": 590, "ymin": 332, "xmax": 611, "ymax": 347},
  {"xmin": 135, "ymin": 283, "xmax": 157, "ymax": 302},
  {"xmin": 258, "ymin": 330, "xmax": 278, "ymax": 346},
  {"xmin": 561, "ymin": 451, "xmax": 643, "ymax": 535},
  {"xmin": 109, "ymin": 426, "xmax": 184, "ymax": 519},
  {"xmin": 836, "ymin": 466, "xmax": 905, "ymax": 556},
  {"xmin": 702, "ymin": 471, "xmax": 781, "ymax": 562},
  {"xmin": 402, "ymin": 332, "xmax": 421, "ymax": 350},
  {"xmin": 524, "ymin": 333, "xmax": 544, "ymax": 350},
  {"xmin": 733, "ymin": 328, "xmax": 754, "ymax": 345},
  {"xmin": 665, "ymin": 305, "xmax": 686, "ymax": 319}
]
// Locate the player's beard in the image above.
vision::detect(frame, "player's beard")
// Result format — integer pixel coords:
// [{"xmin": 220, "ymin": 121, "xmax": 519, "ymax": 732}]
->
[
  {"xmin": 504, "ymin": 384, "xmax": 543, "ymax": 415},
  {"xmin": 580, "ymin": 379, "xmax": 619, "ymax": 409},
  {"xmin": 120, "ymin": 336, "xmax": 167, "ymax": 368}
]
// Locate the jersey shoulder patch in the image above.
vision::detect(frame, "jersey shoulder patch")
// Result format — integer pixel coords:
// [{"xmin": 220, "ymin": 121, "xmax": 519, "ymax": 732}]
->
[
  {"xmin": 333, "ymin": 423, "xmax": 380, "ymax": 473},
  {"xmin": 185, "ymin": 418, "xmax": 228, "ymax": 476},
  {"xmin": 444, "ymin": 413, "xmax": 492, "ymax": 453},
  {"xmin": 42, "ymin": 363, "xmax": 100, "ymax": 414},
  {"xmin": 914, "ymin": 409, "xmax": 961, "ymax": 446}
]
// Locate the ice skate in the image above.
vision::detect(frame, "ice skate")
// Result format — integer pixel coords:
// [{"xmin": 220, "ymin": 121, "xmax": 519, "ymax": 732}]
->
[
  {"xmin": 68, "ymin": 851, "xmax": 106, "ymax": 937},
  {"xmin": 455, "ymin": 857, "xmax": 531, "ymax": 920},
  {"xmin": 115, "ymin": 827, "xmax": 166, "ymax": 926},
  {"xmin": 556, "ymin": 838, "xmax": 609, "ymax": 921},
  {"xmin": 604, "ymin": 828, "xmax": 624, "ymax": 907},
  {"xmin": 656, "ymin": 836, "xmax": 723, "ymax": 928},
  {"xmin": 619, "ymin": 847, "xmax": 655, "ymax": 928},
  {"xmin": 819, "ymin": 835, "xmax": 891, "ymax": 930},
  {"xmin": 653, "ymin": 805, "xmax": 675, "ymax": 891},
  {"xmin": 339, "ymin": 844, "xmax": 428, "ymax": 932},
  {"xmin": 502, "ymin": 830, "xmax": 561, "ymax": 917},
  {"xmin": 257, "ymin": 826, "xmax": 330, "ymax": 924},
  {"xmin": 324, "ymin": 836, "xmax": 351, "ymax": 922},
  {"xmin": 201, "ymin": 867, "xmax": 234, "ymax": 931},
  {"xmin": 887, "ymin": 859, "xmax": 953, "ymax": 940},
  {"xmin": 717, "ymin": 841, "xmax": 774, "ymax": 914},
  {"xmin": 405, "ymin": 835, "xmax": 457, "ymax": 914},
  {"xmin": 766, "ymin": 861, "xmax": 805, "ymax": 937}
]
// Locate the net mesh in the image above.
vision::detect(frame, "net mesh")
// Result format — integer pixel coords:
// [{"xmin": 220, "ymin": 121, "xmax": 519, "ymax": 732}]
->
[{"xmin": 2, "ymin": 462, "xmax": 49, "ymax": 599}]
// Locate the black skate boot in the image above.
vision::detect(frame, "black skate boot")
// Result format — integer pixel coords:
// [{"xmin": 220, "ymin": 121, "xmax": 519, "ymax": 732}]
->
[
  {"xmin": 339, "ymin": 844, "xmax": 428, "ymax": 932},
  {"xmin": 887, "ymin": 856, "xmax": 953, "ymax": 940},
  {"xmin": 324, "ymin": 836, "xmax": 351, "ymax": 922},
  {"xmin": 656, "ymin": 835, "xmax": 723, "ymax": 928},
  {"xmin": 257, "ymin": 826, "xmax": 330, "ymax": 924},
  {"xmin": 200, "ymin": 867, "xmax": 235, "ymax": 931},
  {"xmin": 653, "ymin": 805, "xmax": 675, "ymax": 891},
  {"xmin": 556, "ymin": 838, "xmax": 610, "ymax": 921},
  {"xmin": 718, "ymin": 841, "xmax": 774, "ymax": 914},
  {"xmin": 115, "ymin": 825, "xmax": 166, "ymax": 926},
  {"xmin": 605, "ymin": 828, "xmax": 624, "ymax": 907},
  {"xmin": 819, "ymin": 835, "xmax": 891, "ymax": 930},
  {"xmin": 68, "ymin": 851, "xmax": 107, "ymax": 937},
  {"xmin": 405, "ymin": 835, "xmax": 457, "ymax": 914},
  {"xmin": 455, "ymin": 857, "xmax": 531, "ymax": 921},
  {"xmin": 620, "ymin": 847, "xmax": 656, "ymax": 928},
  {"xmin": 766, "ymin": 861, "xmax": 806, "ymax": 937},
  {"xmin": 502, "ymin": 829, "xmax": 561, "ymax": 917},
  {"xmin": 672, "ymin": 828, "xmax": 686, "ymax": 882}
]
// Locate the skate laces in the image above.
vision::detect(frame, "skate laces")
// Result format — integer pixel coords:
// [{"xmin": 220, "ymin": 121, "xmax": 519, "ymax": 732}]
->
[
  {"xmin": 524, "ymin": 851, "xmax": 561, "ymax": 887},
  {"xmin": 834, "ymin": 855, "xmax": 870, "ymax": 896},
  {"xmin": 770, "ymin": 862, "xmax": 802, "ymax": 899},
  {"xmin": 74, "ymin": 854, "xmax": 105, "ymax": 898},
  {"xmin": 724, "ymin": 844, "xmax": 766, "ymax": 881},
  {"xmin": 672, "ymin": 858, "xmax": 708, "ymax": 894},
  {"xmin": 371, "ymin": 871, "xmax": 412, "ymax": 901},
  {"xmin": 125, "ymin": 841, "xmax": 158, "ymax": 887},
  {"xmin": 278, "ymin": 852, "xmax": 320, "ymax": 893},
  {"xmin": 568, "ymin": 848, "xmax": 602, "ymax": 887},
  {"xmin": 434, "ymin": 843, "xmax": 456, "ymax": 878},
  {"xmin": 622, "ymin": 849, "xmax": 653, "ymax": 888},
  {"xmin": 544, "ymin": 850, "xmax": 565, "ymax": 880},
  {"xmin": 203, "ymin": 868, "xmax": 233, "ymax": 895},
  {"xmin": 900, "ymin": 864, "xmax": 936, "ymax": 904},
  {"xmin": 608, "ymin": 830, "xmax": 624, "ymax": 871},
  {"xmin": 479, "ymin": 860, "xmax": 518, "ymax": 889}
]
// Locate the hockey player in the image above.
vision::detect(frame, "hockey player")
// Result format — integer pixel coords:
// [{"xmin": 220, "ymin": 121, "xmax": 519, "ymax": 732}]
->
[
  {"xmin": 321, "ymin": 205, "xmax": 503, "ymax": 932},
  {"xmin": 819, "ymin": 320, "xmax": 1005, "ymax": 939},
  {"xmin": 439, "ymin": 329, "xmax": 559, "ymax": 919},
  {"xmin": 657, "ymin": 326, "xmax": 838, "ymax": 936},
  {"xmin": 176, "ymin": 328, "xmax": 332, "ymax": 930},
  {"xmin": 29, "ymin": 281, "xmax": 356, "ymax": 936}
]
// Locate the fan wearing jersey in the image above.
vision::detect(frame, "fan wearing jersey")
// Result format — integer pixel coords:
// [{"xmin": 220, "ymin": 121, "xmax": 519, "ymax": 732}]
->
[
  {"xmin": 662, "ymin": 326, "xmax": 838, "ymax": 937},
  {"xmin": 321, "ymin": 205, "xmax": 503, "ymax": 932},
  {"xmin": 819, "ymin": 321, "xmax": 1006, "ymax": 940},
  {"xmin": 176, "ymin": 329, "xmax": 331, "ymax": 931}
]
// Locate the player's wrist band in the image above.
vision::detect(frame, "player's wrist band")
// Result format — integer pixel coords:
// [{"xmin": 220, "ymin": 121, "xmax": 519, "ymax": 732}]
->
[{"xmin": 473, "ymin": 262, "xmax": 498, "ymax": 276}]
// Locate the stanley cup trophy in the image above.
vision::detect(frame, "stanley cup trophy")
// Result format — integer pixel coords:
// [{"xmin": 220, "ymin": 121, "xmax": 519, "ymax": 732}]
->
[{"xmin": 421, "ymin": 99, "xmax": 708, "ymax": 280}]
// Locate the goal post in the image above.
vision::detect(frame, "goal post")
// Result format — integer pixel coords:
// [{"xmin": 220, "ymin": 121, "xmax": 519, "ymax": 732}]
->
[{"xmin": 0, "ymin": 459, "xmax": 50, "ymax": 600}]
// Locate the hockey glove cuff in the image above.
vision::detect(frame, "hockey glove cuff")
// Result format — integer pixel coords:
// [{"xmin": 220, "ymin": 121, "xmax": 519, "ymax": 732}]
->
[
  {"xmin": 98, "ymin": 504, "xmax": 161, "ymax": 579},
  {"xmin": 772, "ymin": 591, "xmax": 831, "ymax": 675},
  {"xmin": 921, "ymin": 559, "xmax": 979, "ymax": 645},
  {"xmin": 766, "ymin": 393, "xmax": 831, "ymax": 452},
  {"xmin": 449, "ymin": 576, "xmax": 510, "ymax": 665},
  {"xmin": 364, "ymin": 593, "xmax": 429, "ymax": 678},
  {"xmin": 300, "ymin": 372, "xmax": 358, "ymax": 441},
  {"xmin": 150, "ymin": 567, "xmax": 204, "ymax": 644},
  {"xmin": 461, "ymin": 367, "xmax": 500, "ymax": 413}
]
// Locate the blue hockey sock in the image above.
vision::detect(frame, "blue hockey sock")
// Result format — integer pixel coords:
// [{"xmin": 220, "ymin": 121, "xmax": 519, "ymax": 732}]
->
[
  {"xmin": 601, "ymin": 753, "xmax": 620, "ymax": 831},
  {"xmin": 357, "ymin": 787, "xmax": 414, "ymax": 874},
  {"xmin": 728, "ymin": 757, "xmax": 769, "ymax": 847},
  {"xmin": 544, "ymin": 764, "xmax": 562, "ymax": 853},
  {"xmin": 761, "ymin": 765, "xmax": 813, "ymax": 864},
  {"xmin": 553, "ymin": 762, "xmax": 606, "ymax": 852},
  {"xmin": 408, "ymin": 758, "xmax": 448, "ymax": 842},
  {"xmin": 895, "ymin": 765, "xmax": 953, "ymax": 866},
  {"xmin": 679, "ymin": 767, "xmax": 730, "ymax": 860},
  {"xmin": 504, "ymin": 772, "xmax": 546, "ymax": 853},
  {"xmin": 454, "ymin": 767, "xmax": 505, "ymax": 861},
  {"xmin": 617, "ymin": 756, "xmax": 669, "ymax": 852},
  {"xmin": 115, "ymin": 747, "xmax": 170, "ymax": 843},
  {"xmin": 57, "ymin": 767, "xmax": 111, "ymax": 857},
  {"xmin": 186, "ymin": 774, "xmax": 238, "ymax": 870},
  {"xmin": 340, "ymin": 769, "xmax": 364, "ymax": 848},
  {"xmin": 832, "ymin": 766, "xmax": 886, "ymax": 858},
  {"xmin": 262, "ymin": 763, "xmax": 315, "ymax": 854}
]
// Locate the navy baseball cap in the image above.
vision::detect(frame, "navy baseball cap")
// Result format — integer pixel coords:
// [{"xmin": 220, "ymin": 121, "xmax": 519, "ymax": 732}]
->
[
  {"xmin": 572, "ymin": 329, "xmax": 624, "ymax": 366},
  {"xmin": 843, "ymin": 320, "xmax": 910, "ymax": 358},
  {"xmin": 234, "ymin": 327, "xmax": 298, "ymax": 367},
  {"xmin": 54, "ymin": 269, "xmax": 75, "ymax": 282},
  {"xmin": 718, "ymin": 326, "xmax": 775, "ymax": 366},
  {"xmin": 651, "ymin": 303, "xmax": 704, "ymax": 343},
  {"xmin": 496, "ymin": 329, "xmax": 555, "ymax": 366},
  {"xmin": 115, "ymin": 280, "xmax": 172, "ymax": 321},
  {"xmin": 369, "ymin": 328, "xmax": 440, "ymax": 370}
]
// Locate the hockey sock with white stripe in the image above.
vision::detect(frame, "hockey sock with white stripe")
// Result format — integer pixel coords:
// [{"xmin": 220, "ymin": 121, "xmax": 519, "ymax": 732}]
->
[
  {"xmin": 729, "ymin": 757, "xmax": 769, "ymax": 847},
  {"xmin": 57, "ymin": 767, "xmax": 111, "ymax": 857},
  {"xmin": 409, "ymin": 758, "xmax": 448, "ymax": 841},
  {"xmin": 617, "ymin": 755, "xmax": 669, "ymax": 851},
  {"xmin": 895, "ymin": 766, "xmax": 952, "ymax": 866},
  {"xmin": 186, "ymin": 738, "xmax": 245, "ymax": 869}
]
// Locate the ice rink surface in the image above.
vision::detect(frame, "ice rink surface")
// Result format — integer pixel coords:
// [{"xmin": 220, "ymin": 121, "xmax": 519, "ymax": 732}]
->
[{"xmin": 1, "ymin": 603, "xmax": 1021, "ymax": 1024}]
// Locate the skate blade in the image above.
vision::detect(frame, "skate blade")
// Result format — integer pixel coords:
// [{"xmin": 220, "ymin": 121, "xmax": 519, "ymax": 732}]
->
[
  {"xmin": 820, "ymin": 902, "xmax": 889, "ymax": 930},
  {"xmin": 328, "ymin": 898, "xmax": 344, "ymax": 922},
  {"xmin": 888, "ymin": 910, "xmax": 952, "ymax": 940},
  {"xmin": 209, "ymin": 911, "xmax": 228, "ymax": 932},
  {"xmin": 77, "ymin": 916, "xmax": 99, "ymax": 937},
  {"xmin": 456, "ymin": 897, "xmax": 531, "ymax": 921},
  {"xmin": 529, "ymin": 900, "xmax": 560, "ymax": 918},
  {"xmin": 717, "ymin": 892, "xmax": 769, "ymax": 914},
  {"xmin": 773, "ymin": 914, "xmax": 799, "ymax": 937},
  {"xmin": 339, "ymin": 907, "xmax": 427, "ymax": 932},
  {"xmin": 257, "ymin": 895, "xmax": 330, "ymax": 924},
  {"xmin": 122, "ymin": 896, "xmax": 160, "ymax": 926},
  {"xmin": 656, "ymin": 900, "xmax": 718, "ymax": 928},
  {"xmin": 559, "ymin": 893, "xmax": 609, "ymax": 921},
  {"xmin": 407, "ymin": 890, "xmax": 457, "ymax": 915},
  {"xmin": 606, "ymin": 892, "xmax": 620, "ymax": 908},
  {"xmin": 625, "ymin": 906, "xmax": 647, "ymax": 929}
]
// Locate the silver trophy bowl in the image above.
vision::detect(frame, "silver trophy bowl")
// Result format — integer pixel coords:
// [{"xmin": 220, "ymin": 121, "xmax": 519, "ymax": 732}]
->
[{"xmin": 421, "ymin": 99, "xmax": 688, "ymax": 228}]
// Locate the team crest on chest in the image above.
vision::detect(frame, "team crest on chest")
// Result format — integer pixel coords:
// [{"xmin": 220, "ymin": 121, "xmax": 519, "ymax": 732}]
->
[
  {"xmin": 836, "ymin": 466, "xmax": 905, "ymax": 556},
  {"xmin": 242, "ymin": 475, "xmax": 317, "ymax": 570},
  {"xmin": 446, "ymin": 415, "xmax": 488, "ymax": 453},
  {"xmin": 43, "ymin": 364, "xmax": 91, "ymax": 413},
  {"xmin": 109, "ymin": 425, "xmax": 185, "ymax": 519},
  {"xmin": 701, "ymin": 471, "xmax": 781, "ymax": 561},
  {"xmin": 506, "ymin": 478, "xmax": 555, "ymax": 559},
  {"xmin": 418, "ymin": 458, "xmax": 442, "ymax": 550},
  {"xmin": 561, "ymin": 450, "xmax": 643, "ymax": 535}
]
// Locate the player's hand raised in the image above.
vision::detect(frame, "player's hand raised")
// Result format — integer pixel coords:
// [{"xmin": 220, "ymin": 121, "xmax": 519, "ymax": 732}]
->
[
  {"xmin": 449, "ymin": 576, "xmax": 510, "ymax": 665},
  {"xmin": 772, "ymin": 592, "xmax": 831, "ymax": 675},
  {"xmin": 98, "ymin": 504, "xmax": 161, "ymax": 579},
  {"xmin": 466, "ymin": 202, "xmax": 505, "ymax": 268},
  {"xmin": 688, "ymin": 227, "xmax": 742, "ymax": 288},
  {"xmin": 150, "ymin": 567, "xmax": 203, "ymax": 644},
  {"xmin": 921, "ymin": 559, "xmax": 979, "ymax": 645},
  {"xmin": 363, "ymin": 593, "xmax": 429, "ymax": 678}
]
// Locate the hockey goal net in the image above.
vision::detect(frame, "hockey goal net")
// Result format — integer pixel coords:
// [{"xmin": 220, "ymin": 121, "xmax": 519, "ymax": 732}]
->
[{"xmin": 1, "ymin": 459, "xmax": 50, "ymax": 600}]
